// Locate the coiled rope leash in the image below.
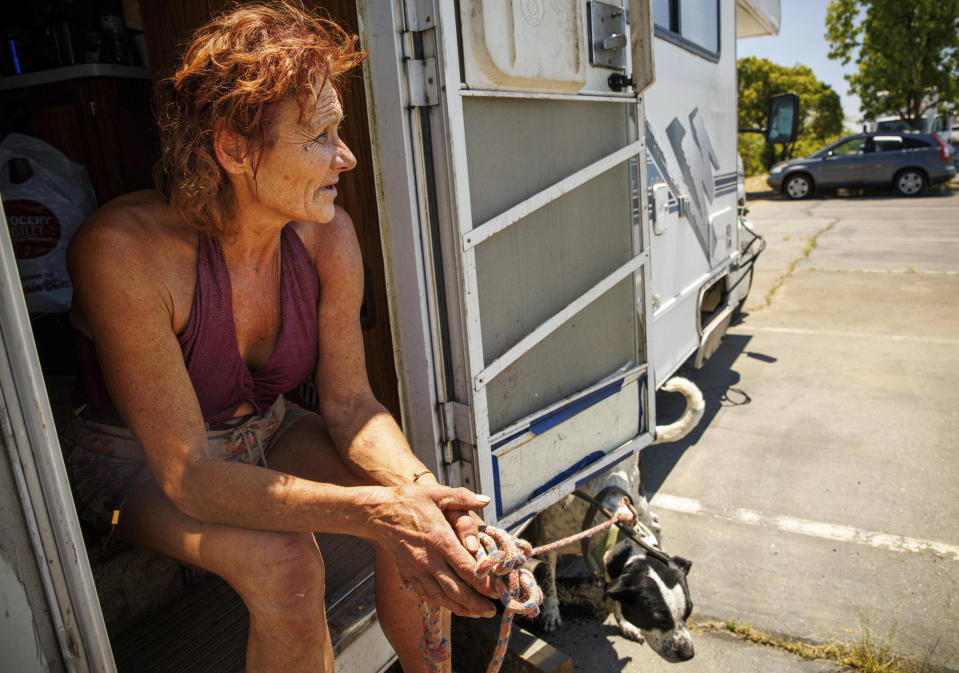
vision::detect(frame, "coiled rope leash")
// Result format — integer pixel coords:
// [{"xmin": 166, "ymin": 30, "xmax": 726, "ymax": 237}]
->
[{"xmin": 412, "ymin": 504, "xmax": 635, "ymax": 673}]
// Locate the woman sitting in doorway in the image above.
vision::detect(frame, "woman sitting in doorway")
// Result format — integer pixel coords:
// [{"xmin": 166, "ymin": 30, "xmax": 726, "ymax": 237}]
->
[{"xmin": 58, "ymin": 3, "xmax": 495, "ymax": 671}]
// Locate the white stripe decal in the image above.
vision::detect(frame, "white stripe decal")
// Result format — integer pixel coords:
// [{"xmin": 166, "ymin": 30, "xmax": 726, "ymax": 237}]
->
[
  {"xmin": 739, "ymin": 325, "xmax": 959, "ymax": 346},
  {"xmin": 802, "ymin": 267, "xmax": 959, "ymax": 276},
  {"xmin": 650, "ymin": 494, "xmax": 959, "ymax": 561}
]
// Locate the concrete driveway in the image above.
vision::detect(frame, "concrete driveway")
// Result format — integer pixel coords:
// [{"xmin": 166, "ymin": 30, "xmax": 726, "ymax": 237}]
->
[{"xmin": 525, "ymin": 187, "xmax": 959, "ymax": 672}]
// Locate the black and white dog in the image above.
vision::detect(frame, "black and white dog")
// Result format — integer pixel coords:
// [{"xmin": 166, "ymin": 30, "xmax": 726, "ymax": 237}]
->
[{"xmin": 530, "ymin": 377, "xmax": 703, "ymax": 662}]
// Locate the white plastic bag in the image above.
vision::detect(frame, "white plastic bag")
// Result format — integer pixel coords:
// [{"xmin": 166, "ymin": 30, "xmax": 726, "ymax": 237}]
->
[{"xmin": 0, "ymin": 133, "xmax": 97, "ymax": 314}]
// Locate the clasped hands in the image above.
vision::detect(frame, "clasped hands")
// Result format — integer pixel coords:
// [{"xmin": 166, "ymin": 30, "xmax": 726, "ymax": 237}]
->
[{"xmin": 370, "ymin": 480, "xmax": 499, "ymax": 618}]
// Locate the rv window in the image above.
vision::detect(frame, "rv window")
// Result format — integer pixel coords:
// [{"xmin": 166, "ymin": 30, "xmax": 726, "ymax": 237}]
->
[
  {"xmin": 653, "ymin": 0, "xmax": 720, "ymax": 61},
  {"xmin": 678, "ymin": 0, "xmax": 719, "ymax": 52},
  {"xmin": 653, "ymin": 0, "xmax": 672, "ymax": 30}
]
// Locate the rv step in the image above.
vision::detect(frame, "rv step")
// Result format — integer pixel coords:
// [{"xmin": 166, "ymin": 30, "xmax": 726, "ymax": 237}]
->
[{"xmin": 110, "ymin": 532, "xmax": 377, "ymax": 673}]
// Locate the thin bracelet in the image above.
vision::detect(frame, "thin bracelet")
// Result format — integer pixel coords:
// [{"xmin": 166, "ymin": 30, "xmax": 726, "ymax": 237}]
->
[{"xmin": 412, "ymin": 469, "xmax": 433, "ymax": 483}]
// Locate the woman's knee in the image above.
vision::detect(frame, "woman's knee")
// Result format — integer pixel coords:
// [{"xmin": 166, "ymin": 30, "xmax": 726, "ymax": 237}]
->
[{"xmin": 232, "ymin": 532, "xmax": 326, "ymax": 618}]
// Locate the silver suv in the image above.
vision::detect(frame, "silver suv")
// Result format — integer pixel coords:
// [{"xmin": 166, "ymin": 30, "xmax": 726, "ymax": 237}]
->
[{"xmin": 767, "ymin": 132, "xmax": 956, "ymax": 199}]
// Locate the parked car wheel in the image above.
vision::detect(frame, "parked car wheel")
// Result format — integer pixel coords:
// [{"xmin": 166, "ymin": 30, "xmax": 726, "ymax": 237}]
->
[
  {"xmin": 894, "ymin": 168, "xmax": 926, "ymax": 196},
  {"xmin": 784, "ymin": 173, "xmax": 812, "ymax": 200}
]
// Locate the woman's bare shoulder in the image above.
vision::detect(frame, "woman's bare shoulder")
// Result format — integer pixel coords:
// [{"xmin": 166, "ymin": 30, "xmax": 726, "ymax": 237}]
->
[
  {"xmin": 292, "ymin": 207, "xmax": 362, "ymax": 304},
  {"xmin": 67, "ymin": 191, "xmax": 200, "ymax": 338},
  {"xmin": 69, "ymin": 190, "xmax": 195, "ymax": 271},
  {"xmin": 291, "ymin": 206, "xmax": 359, "ymax": 265}
]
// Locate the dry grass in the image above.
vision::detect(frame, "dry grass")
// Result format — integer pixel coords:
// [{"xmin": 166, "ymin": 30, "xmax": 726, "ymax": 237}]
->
[
  {"xmin": 696, "ymin": 619, "xmax": 944, "ymax": 673},
  {"xmin": 753, "ymin": 218, "xmax": 837, "ymax": 309}
]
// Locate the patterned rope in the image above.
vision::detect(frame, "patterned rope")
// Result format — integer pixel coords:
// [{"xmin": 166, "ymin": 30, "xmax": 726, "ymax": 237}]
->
[
  {"xmin": 413, "ymin": 601, "xmax": 451, "ymax": 673},
  {"xmin": 413, "ymin": 506, "xmax": 634, "ymax": 673}
]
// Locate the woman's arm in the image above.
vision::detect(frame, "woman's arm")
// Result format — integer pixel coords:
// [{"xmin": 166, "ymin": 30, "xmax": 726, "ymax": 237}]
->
[
  {"xmin": 309, "ymin": 211, "xmax": 431, "ymax": 486},
  {"xmin": 306, "ymin": 207, "xmax": 495, "ymax": 609}
]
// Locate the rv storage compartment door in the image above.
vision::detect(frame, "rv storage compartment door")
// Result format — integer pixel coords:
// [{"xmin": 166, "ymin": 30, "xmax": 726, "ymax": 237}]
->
[
  {"xmin": 429, "ymin": 1, "xmax": 654, "ymax": 527},
  {"xmin": 459, "ymin": 2, "xmax": 586, "ymax": 92}
]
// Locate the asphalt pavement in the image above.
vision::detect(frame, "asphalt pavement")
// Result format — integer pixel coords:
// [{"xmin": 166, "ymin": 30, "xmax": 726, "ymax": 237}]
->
[{"xmin": 525, "ymin": 183, "xmax": 959, "ymax": 672}]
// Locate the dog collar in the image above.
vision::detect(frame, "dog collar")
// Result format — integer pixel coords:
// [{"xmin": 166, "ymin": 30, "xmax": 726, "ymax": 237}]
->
[
  {"xmin": 586, "ymin": 520, "xmax": 658, "ymax": 578},
  {"xmin": 586, "ymin": 522, "xmax": 619, "ymax": 577}
]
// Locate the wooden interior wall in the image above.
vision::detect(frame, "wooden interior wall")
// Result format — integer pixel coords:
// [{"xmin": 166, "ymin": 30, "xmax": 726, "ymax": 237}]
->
[{"xmin": 137, "ymin": 0, "xmax": 401, "ymax": 421}]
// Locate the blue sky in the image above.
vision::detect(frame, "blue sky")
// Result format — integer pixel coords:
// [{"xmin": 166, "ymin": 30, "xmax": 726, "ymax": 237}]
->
[{"xmin": 737, "ymin": 0, "xmax": 863, "ymax": 129}]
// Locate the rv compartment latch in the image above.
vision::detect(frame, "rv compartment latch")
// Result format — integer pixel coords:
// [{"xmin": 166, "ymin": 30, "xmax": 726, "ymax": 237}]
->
[
  {"xmin": 608, "ymin": 73, "xmax": 634, "ymax": 92},
  {"xmin": 603, "ymin": 33, "xmax": 627, "ymax": 50},
  {"xmin": 588, "ymin": 1, "xmax": 629, "ymax": 71}
]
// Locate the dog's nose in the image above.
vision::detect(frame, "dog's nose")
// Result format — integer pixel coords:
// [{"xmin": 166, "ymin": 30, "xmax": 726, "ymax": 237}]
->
[{"xmin": 676, "ymin": 644, "xmax": 694, "ymax": 661}]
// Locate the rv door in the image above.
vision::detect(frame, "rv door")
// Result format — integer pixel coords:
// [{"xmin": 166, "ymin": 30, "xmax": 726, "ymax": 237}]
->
[
  {"xmin": 362, "ymin": 1, "xmax": 657, "ymax": 528},
  {"xmin": 0, "ymin": 203, "xmax": 115, "ymax": 672}
]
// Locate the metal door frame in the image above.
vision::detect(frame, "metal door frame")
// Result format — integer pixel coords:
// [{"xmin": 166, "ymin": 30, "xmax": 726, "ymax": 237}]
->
[{"xmin": 0, "ymin": 201, "xmax": 116, "ymax": 673}]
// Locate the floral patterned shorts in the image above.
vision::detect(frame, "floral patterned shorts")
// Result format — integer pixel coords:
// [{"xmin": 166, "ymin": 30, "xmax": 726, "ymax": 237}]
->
[{"xmin": 59, "ymin": 395, "xmax": 311, "ymax": 534}]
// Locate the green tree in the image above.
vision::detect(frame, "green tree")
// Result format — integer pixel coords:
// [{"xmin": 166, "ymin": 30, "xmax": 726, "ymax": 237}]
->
[
  {"xmin": 826, "ymin": 0, "xmax": 959, "ymax": 128},
  {"xmin": 737, "ymin": 57, "xmax": 844, "ymax": 175}
]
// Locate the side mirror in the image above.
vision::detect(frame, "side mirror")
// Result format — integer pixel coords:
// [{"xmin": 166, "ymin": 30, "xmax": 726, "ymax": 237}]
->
[{"xmin": 767, "ymin": 93, "xmax": 800, "ymax": 144}]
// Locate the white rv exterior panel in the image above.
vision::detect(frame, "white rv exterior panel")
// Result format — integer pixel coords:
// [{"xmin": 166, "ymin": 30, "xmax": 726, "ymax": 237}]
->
[
  {"xmin": 645, "ymin": 0, "xmax": 740, "ymax": 384},
  {"xmin": 459, "ymin": 0, "xmax": 587, "ymax": 93},
  {"xmin": 493, "ymin": 377, "xmax": 641, "ymax": 515}
]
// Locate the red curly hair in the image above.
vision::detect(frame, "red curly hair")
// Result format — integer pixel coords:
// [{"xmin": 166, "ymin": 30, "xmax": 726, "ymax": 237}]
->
[{"xmin": 153, "ymin": 1, "xmax": 366, "ymax": 235}]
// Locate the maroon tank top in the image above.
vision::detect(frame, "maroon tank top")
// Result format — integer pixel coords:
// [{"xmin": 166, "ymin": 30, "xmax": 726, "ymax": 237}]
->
[{"xmin": 75, "ymin": 225, "xmax": 319, "ymax": 426}]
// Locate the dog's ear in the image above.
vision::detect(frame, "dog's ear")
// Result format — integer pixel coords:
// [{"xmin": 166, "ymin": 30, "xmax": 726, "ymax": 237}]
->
[
  {"xmin": 603, "ymin": 575, "xmax": 635, "ymax": 605},
  {"xmin": 671, "ymin": 555, "xmax": 692, "ymax": 575},
  {"xmin": 604, "ymin": 540, "xmax": 635, "ymax": 579}
]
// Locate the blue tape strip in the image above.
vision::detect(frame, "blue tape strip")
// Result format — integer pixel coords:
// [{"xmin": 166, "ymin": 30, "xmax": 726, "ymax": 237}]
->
[
  {"xmin": 491, "ymin": 453, "xmax": 503, "ymax": 519},
  {"xmin": 509, "ymin": 512, "xmax": 536, "ymax": 531},
  {"xmin": 491, "ymin": 376, "xmax": 626, "ymax": 450},
  {"xmin": 529, "ymin": 379, "xmax": 623, "ymax": 436},
  {"xmin": 491, "ymin": 428, "xmax": 528, "ymax": 452},
  {"xmin": 492, "ymin": 374, "xmax": 644, "ymax": 517},
  {"xmin": 574, "ymin": 449, "xmax": 633, "ymax": 489},
  {"xmin": 530, "ymin": 450, "xmax": 605, "ymax": 500}
]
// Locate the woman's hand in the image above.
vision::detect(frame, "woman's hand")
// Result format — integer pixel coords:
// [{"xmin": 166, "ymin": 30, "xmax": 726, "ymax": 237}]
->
[
  {"xmin": 444, "ymin": 508, "xmax": 483, "ymax": 554},
  {"xmin": 444, "ymin": 508, "xmax": 497, "ymax": 599},
  {"xmin": 368, "ymin": 484, "xmax": 498, "ymax": 617},
  {"xmin": 414, "ymin": 472, "xmax": 487, "ymax": 556}
]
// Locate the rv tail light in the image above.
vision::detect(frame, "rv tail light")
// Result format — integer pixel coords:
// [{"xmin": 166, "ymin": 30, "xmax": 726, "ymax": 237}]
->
[{"xmin": 933, "ymin": 135, "xmax": 950, "ymax": 160}]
